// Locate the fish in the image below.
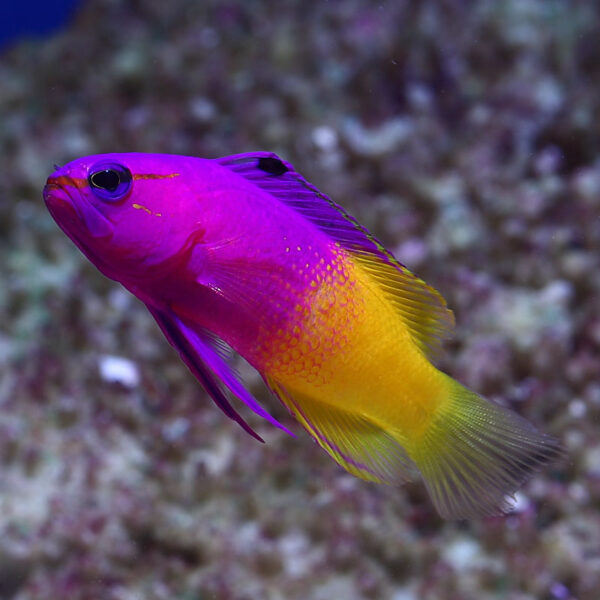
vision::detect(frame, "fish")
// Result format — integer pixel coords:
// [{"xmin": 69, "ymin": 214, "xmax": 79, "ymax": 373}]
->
[{"xmin": 43, "ymin": 151, "xmax": 561, "ymax": 518}]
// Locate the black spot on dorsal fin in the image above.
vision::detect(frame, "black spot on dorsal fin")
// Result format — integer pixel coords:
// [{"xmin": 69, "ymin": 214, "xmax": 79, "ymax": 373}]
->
[
  {"xmin": 216, "ymin": 151, "xmax": 455, "ymax": 360},
  {"xmin": 257, "ymin": 156, "xmax": 289, "ymax": 176}
]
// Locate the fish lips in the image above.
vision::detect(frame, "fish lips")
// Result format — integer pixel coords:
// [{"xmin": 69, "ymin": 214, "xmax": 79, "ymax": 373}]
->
[{"xmin": 44, "ymin": 178, "xmax": 115, "ymax": 241}]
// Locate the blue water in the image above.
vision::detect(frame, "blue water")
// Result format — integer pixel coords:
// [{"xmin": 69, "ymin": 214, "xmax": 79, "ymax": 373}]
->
[{"xmin": 0, "ymin": 0, "xmax": 82, "ymax": 49}]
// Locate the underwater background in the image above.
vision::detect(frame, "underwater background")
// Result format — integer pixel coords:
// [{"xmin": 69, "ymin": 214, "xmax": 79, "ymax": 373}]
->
[{"xmin": 0, "ymin": 1, "xmax": 598, "ymax": 598}]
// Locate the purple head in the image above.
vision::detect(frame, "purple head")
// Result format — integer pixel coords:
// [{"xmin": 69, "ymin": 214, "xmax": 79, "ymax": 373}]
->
[{"xmin": 43, "ymin": 153, "xmax": 216, "ymax": 283}]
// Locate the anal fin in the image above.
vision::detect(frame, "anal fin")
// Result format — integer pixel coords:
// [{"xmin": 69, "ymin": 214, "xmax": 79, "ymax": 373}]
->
[{"xmin": 266, "ymin": 377, "xmax": 417, "ymax": 484}]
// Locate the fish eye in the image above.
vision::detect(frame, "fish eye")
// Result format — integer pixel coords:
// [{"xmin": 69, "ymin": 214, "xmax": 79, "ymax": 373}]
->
[{"xmin": 88, "ymin": 162, "xmax": 133, "ymax": 201}]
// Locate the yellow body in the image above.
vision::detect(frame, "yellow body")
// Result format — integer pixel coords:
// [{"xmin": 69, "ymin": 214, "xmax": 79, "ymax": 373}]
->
[
  {"xmin": 261, "ymin": 244, "xmax": 560, "ymax": 518},
  {"xmin": 270, "ymin": 252, "xmax": 444, "ymax": 437}
]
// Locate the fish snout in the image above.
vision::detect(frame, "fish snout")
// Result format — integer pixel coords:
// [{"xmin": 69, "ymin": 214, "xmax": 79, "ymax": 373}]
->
[
  {"xmin": 43, "ymin": 177, "xmax": 75, "ymax": 214},
  {"xmin": 44, "ymin": 176, "xmax": 115, "ymax": 241},
  {"xmin": 43, "ymin": 181, "xmax": 63, "ymax": 205}
]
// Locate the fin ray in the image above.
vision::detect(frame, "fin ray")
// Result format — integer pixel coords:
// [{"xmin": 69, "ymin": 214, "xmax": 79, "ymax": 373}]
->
[
  {"xmin": 266, "ymin": 377, "xmax": 417, "ymax": 485},
  {"xmin": 147, "ymin": 305, "xmax": 293, "ymax": 441},
  {"xmin": 216, "ymin": 152, "xmax": 454, "ymax": 359},
  {"xmin": 412, "ymin": 379, "xmax": 563, "ymax": 519}
]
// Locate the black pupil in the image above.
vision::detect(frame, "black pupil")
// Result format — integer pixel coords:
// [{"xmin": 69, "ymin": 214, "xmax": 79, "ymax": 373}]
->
[{"xmin": 91, "ymin": 169, "xmax": 120, "ymax": 191}]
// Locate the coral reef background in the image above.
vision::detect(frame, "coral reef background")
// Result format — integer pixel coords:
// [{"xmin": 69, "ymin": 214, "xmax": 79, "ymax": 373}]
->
[{"xmin": 0, "ymin": 1, "xmax": 598, "ymax": 598}]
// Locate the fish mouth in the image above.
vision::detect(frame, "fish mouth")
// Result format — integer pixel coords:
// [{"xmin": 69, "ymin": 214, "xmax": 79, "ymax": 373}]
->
[
  {"xmin": 44, "ymin": 176, "xmax": 114, "ymax": 241},
  {"xmin": 43, "ymin": 181, "xmax": 84, "ymax": 240},
  {"xmin": 43, "ymin": 175, "xmax": 142, "ymax": 284},
  {"xmin": 43, "ymin": 181, "xmax": 69, "ymax": 211}
]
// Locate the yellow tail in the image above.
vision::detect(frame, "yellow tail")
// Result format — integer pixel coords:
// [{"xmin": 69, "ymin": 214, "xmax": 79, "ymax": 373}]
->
[
  {"xmin": 410, "ymin": 376, "xmax": 562, "ymax": 518},
  {"xmin": 268, "ymin": 375, "xmax": 561, "ymax": 519}
]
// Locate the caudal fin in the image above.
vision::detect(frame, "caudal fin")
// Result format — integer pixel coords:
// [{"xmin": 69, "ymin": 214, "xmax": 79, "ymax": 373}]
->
[{"xmin": 411, "ymin": 379, "xmax": 562, "ymax": 519}]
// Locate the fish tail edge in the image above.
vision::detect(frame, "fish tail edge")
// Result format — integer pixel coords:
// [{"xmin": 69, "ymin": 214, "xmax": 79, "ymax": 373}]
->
[{"xmin": 411, "ymin": 379, "xmax": 563, "ymax": 519}]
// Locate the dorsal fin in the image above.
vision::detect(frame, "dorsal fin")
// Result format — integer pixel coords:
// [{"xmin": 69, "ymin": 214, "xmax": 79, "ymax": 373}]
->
[{"xmin": 216, "ymin": 152, "xmax": 454, "ymax": 359}]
